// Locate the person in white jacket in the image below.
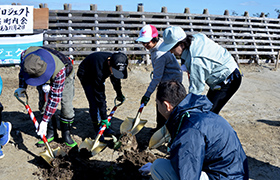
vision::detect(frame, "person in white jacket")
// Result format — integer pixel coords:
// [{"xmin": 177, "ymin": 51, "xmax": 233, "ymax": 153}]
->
[
  {"xmin": 159, "ymin": 26, "xmax": 242, "ymax": 114},
  {"xmin": 136, "ymin": 25, "xmax": 182, "ymax": 132}
]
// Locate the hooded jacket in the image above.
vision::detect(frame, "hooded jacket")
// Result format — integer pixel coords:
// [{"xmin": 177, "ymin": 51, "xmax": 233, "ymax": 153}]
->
[
  {"xmin": 181, "ymin": 33, "xmax": 238, "ymax": 95},
  {"xmin": 166, "ymin": 93, "xmax": 249, "ymax": 180}
]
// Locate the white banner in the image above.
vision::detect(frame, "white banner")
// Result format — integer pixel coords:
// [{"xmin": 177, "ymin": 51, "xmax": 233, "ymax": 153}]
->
[
  {"xmin": 0, "ymin": 33, "xmax": 43, "ymax": 64},
  {"xmin": 0, "ymin": 5, "xmax": 34, "ymax": 35}
]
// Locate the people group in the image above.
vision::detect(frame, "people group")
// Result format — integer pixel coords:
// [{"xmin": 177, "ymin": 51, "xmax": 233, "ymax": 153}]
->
[{"xmin": 2, "ymin": 24, "xmax": 248, "ymax": 179}]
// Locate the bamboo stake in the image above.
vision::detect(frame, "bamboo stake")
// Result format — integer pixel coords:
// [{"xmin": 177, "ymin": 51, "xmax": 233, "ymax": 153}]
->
[{"xmin": 274, "ymin": 50, "xmax": 280, "ymax": 71}]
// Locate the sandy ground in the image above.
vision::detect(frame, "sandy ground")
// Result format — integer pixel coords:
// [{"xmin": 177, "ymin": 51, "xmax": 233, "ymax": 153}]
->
[{"xmin": 0, "ymin": 62, "xmax": 279, "ymax": 179}]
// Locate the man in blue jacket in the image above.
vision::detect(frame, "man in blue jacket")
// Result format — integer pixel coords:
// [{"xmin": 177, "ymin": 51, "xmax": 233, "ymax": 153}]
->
[{"xmin": 147, "ymin": 80, "xmax": 248, "ymax": 180}]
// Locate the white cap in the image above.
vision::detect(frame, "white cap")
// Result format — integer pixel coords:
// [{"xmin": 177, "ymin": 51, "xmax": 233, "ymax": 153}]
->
[
  {"xmin": 158, "ymin": 26, "xmax": 186, "ymax": 52},
  {"xmin": 136, "ymin": 25, "xmax": 158, "ymax": 42}
]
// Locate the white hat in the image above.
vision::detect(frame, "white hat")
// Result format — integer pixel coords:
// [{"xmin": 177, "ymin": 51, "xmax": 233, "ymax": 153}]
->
[
  {"xmin": 158, "ymin": 26, "xmax": 186, "ymax": 52},
  {"xmin": 136, "ymin": 25, "xmax": 158, "ymax": 42}
]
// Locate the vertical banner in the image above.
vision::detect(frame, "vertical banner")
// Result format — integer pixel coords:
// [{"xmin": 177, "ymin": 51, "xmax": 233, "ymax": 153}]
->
[
  {"xmin": 0, "ymin": 33, "xmax": 43, "ymax": 64},
  {"xmin": 0, "ymin": 5, "xmax": 34, "ymax": 34}
]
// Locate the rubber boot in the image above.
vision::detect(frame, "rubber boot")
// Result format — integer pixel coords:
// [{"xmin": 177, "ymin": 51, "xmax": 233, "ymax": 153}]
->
[
  {"xmin": 60, "ymin": 118, "xmax": 77, "ymax": 147},
  {"xmin": 36, "ymin": 117, "xmax": 57, "ymax": 147}
]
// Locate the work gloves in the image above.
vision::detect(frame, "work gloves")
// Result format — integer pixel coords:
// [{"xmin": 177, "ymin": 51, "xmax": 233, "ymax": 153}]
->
[
  {"xmin": 141, "ymin": 96, "xmax": 150, "ymax": 106},
  {"xmin": 116, "ymin": 94, "xmax": 125, "ymax": 103},
  {"xmin": 14, "ymin": 88, "xmax": 26, "ymax": 97},
  {"xmin": 138, "ymin": 162, "xmax": 152, "ymax": 176},
  {"xmin": 37, "ymin": 120, "xmax": 48, "ymax": 137},
  {"xmin": 100, "ymin": 119, "xmax": 111, "ymax": 128}
]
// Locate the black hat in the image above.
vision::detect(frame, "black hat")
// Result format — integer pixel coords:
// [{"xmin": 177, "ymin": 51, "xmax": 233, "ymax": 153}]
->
[{"xmin": 111, "ymin": 52, "xmax": 128, "ymax": 79}]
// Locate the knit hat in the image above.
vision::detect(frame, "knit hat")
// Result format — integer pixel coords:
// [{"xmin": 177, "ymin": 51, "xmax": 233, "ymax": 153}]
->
[
  {"xmin": 158, "ymin": 26, "xmax": 186, "ymax": 52},
  {"xmin": 22, "ymin": 49, "xmax": 55, "ymax": 86},
  {"xmin": 136, "ymin": 25, "xmax": 158, "ymax": 43},
  {"xmin": 111, "ymin": 52, "xmax": 128, "ymax": 79}
]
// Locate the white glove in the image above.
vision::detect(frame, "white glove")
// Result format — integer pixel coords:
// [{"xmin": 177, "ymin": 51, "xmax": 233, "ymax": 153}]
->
[
  {"xmin": 37, "ymin": 121, "xmax": 48, "ymax": 138},
  {"xmin": 14, "ymin": 88, "xmax": 26, "ymax": 97},
  {"xmin": 42, "ymin": 84, "xmax": 50, "ymax": 93},
  {"xmin": 138, "ymin": 162, "xmax": 152, "ymax": 176}
]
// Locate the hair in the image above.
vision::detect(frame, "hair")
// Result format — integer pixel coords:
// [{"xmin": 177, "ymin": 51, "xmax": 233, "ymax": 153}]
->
[
  {"xmin": 151, "ymin": 37, "xmax": 159, "ymax": 43},
  {"xmin": 172, "ymin": 35, "xmax": 194, "ymax": 50},
  {"xmin": 156, "ymin": 80, "xmax": 187, "ymax": 107}
]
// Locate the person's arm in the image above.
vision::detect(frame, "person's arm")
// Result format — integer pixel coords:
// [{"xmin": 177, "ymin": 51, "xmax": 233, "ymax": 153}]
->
[
  {"xmin": 170, "ymin": 128, "xmax": 205, "ymax": 180},
  {"xmin": 188, "ymin": 58, "xmax": 209, "ymax": 95},
  {"xmin": 110, "ymin": 75, "xmax": 122, "ymax": 97},
  {"xmin": 42, "ymin": 68, "xmax": 65, "ymax": 122},
  {"xmin": 144, "ymin": 55, "xmax": 166, "ymax": 98}
]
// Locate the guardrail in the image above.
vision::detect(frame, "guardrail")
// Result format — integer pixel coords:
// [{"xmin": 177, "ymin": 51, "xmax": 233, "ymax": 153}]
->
[{"xmin": 40, "ymin": 3, "xmax": 280, "ymax": 64}]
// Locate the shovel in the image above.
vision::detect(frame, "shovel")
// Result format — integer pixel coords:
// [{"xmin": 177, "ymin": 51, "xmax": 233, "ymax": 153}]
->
[
  {"xmin": 148, "ymin": 125, "xmax": 171, "ymax": 149},
  {"xmin": 120, "ymin": 103, "xmax": 148, "ymax": 136},
  {"xmin": 78, "ymin": 98, "xmax": 124, "ymax": 156},
  {"xmin": 15, "ymin": 91, "xmax": 66, "ymax": 167}
]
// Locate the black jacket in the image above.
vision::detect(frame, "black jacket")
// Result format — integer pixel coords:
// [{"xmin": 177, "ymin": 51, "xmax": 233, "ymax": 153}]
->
[{"xmin": 77, "ymin": 52, "xmax": 122, "ymax": 120}]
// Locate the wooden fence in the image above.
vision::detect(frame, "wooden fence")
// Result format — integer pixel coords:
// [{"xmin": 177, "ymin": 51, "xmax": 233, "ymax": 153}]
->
[{"xmin": 38, "ymin": 3, "xmax": 280, "ymax": 64}]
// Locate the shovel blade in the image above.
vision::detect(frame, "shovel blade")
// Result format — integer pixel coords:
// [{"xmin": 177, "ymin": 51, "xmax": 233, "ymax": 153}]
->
[
  {"xmin": 120, "ymin": 117, "xmax": 147, "ymax": 135},
  {"xmin": 120, "ymin": 117, "xmax": 134, "ymax": 134},
  {"xmin": 90, "ymin": 140, "xmax": 107, "ymax": 157},
  {"xmin": 149, "ymin": 125, "xmax": 171, "ymax": 149},
  {"xmin": 78, "ymin": 138, "xmax": 94, "ymax": 152},
  {"xmin": 39, "ymin": 147, "xmax": 65, "ymax": 167},
  {"xmin": 130, "ymin": 119, "xmax": 148, "ymax": 136}
]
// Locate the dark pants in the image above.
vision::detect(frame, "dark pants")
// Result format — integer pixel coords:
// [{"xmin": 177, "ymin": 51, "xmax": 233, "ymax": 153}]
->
[
  {"xmin": 156, "ymin": 104, "xmax": 167, "ymax": 130},
  {"xmin": 80, "ymin": 82, "xmax": 100, "ymax": 124},
  {"xmin": 207, "ymin": 68, "xmax": 242, "ymax": 114}
]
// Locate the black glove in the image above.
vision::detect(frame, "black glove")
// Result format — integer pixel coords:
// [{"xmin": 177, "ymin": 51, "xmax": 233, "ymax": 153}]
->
[
  {"xmin": 141, "ymin": 96, "xmax": 150, "ymax": 106},
  {"xmin": 116, "ymin": 94, "xmax": 125, "ymax": 103}
]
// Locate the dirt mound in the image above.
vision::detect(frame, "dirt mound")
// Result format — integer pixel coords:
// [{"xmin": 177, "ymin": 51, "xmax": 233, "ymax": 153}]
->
[{"xmin": 33, "ymin": 134, "xmax": 162, "ymax": 180}]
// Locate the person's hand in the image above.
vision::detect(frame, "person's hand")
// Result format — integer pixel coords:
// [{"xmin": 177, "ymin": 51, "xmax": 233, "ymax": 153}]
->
[
  {"xmin": 100, "ymin": 119, "xmax": 111, "ymax": 128},
  {"xmin": 14, "ymin": 88, "xmax": 26, "ymax": 97},
  {"xmin": 141, "ymin": 96, "xmax": 150, "ymax": 106},
  {"xmin": 138, "ymin": 162, "xmax": 153, "ymax": 176},
  {"xmin": 37, "ymin": 121, "xmax": 48, "ymax": 137},
  {"xmin": 116, "ymin": 94, "xmax": 125, "ymax": 103}
]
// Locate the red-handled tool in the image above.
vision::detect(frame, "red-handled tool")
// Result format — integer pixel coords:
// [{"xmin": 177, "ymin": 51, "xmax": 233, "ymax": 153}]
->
[{"xmin": 15, "ymin": 91, "xmax": 65, "ymax": 167}]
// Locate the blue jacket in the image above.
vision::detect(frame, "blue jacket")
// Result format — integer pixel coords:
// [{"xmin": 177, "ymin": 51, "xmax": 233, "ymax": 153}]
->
[{"xmin": 166, "ymin": 93, "xmax": 249, "ymax": 180}]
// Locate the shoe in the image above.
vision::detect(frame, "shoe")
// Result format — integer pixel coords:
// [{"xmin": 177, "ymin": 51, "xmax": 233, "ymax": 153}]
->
[
  {"xmin": 0, "ymin": 146, "xmax": 4, "ymax": 159},
  {"xmin": 0, "ymin": 122, "xmax": 12, "ymax": 146},
  {"xmin": 103, "ymin": 128, "xmax": 115, "ymax": 137}
]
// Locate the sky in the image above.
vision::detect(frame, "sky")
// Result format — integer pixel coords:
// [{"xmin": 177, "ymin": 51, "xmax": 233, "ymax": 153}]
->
[{"xmin": 3, "ymin": 0, "xmax": 280, "ymax": 18}]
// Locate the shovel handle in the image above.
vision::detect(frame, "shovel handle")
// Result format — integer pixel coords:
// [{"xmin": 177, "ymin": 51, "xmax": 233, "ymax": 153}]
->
[
  {"xmin": 14, "ymin": 91, "xmax": 28, "ymax": 106},
  {"xmin": 138, "ymin": 103, "xmax": 145, "ymax": 113},
  {"xmin": 15, "ymin": 92, "xmax": 54, "ymax": 158},
  {"xmin": 97, "ymin": 105, "xmax": 118, "ymax": 136},
  {"xmin": 95, "ymin": 98, "xmax": 125, "ymax": 139}
]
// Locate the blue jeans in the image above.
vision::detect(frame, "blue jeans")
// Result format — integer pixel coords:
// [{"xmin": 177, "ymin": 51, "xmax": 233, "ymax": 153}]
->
[
  {"xmin": 0, "ymin": 102, "xmax": 3, "ymax": 137},
  {"xmin": 151, "ymin": 158, "xmax": 209, "ymax": 180}
]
